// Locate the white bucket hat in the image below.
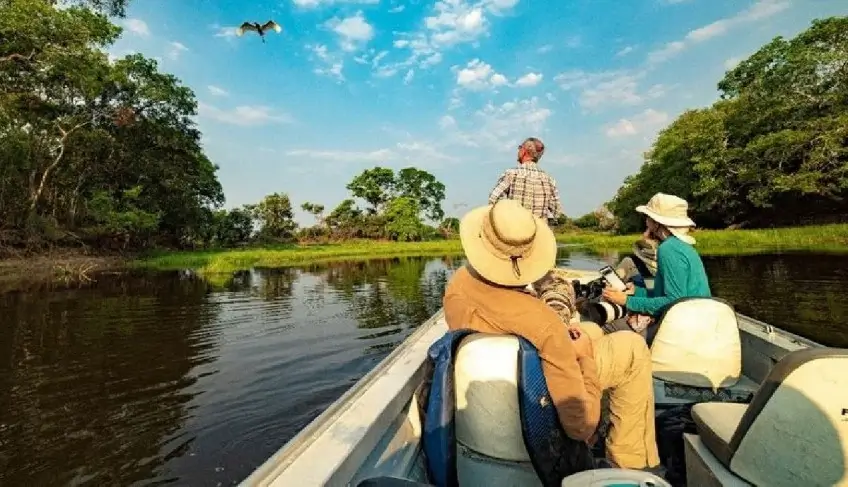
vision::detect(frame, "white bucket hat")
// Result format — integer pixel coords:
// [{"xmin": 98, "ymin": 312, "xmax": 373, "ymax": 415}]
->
[
  {"xmin": 459, "ymin": 199, "xmax": 557, "ymax": 287},
  {"xmin": 636, "ymin": 193, "xmax": 696, "ymax": 245}
]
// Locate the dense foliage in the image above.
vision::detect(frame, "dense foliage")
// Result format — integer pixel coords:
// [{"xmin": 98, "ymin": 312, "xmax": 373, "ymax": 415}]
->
[
  {"xmin": 0, "ymin": 0, "xmax": 451, "ymax": 254},
  {"xmin": 1, "ymin": 0, "xmax": 223, "ymax": 253},
  {"xmin": 608, "ymin": 17, "xmax": 848, "ymax": 233}
]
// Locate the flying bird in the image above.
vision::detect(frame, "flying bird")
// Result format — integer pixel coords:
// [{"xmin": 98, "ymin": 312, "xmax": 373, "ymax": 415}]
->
[{"xmin": 236, "ymin": 21, "xmax": 283, "ymax": 43}]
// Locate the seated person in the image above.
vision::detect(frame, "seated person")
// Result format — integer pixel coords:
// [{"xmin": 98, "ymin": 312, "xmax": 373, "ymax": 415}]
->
[
  {"xmin": 602, "ymin": 193, "xmax": 711, "ymax": 330},
  {"xmin": 615, "ymin": 234, "xmax": 658, "ymax": 283},
  {"xmin": 443, "ymin": 199, "xmax": 660, "ymax": 470}
]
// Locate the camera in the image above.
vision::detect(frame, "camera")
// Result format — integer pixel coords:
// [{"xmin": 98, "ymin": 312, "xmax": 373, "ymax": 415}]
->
[{"xmin": 571, "ymin": 268, "xmax": 627, "ymax": 325}]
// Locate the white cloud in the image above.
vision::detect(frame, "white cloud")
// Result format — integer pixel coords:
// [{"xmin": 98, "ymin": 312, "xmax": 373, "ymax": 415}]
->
[
  {"xmin": 166, "ymin": 41, "xmax": 188, "ymax": 60},
  {"xmin": 292, "ymin": 0, "xmax": 378, "ymax": 6},
  {"xmin": 439, "ymin": 115, "xmax": 457, "ymax": 129},
  {"xmin": 616, "ymin": 45, "xmax": 636, "ymax": 57},
  {"xmin": 604, "ymin": 108, "xmax": 669, "ymax": 138},
  {"xmin": 307, "ymin": 44, "xmax": 345, "ymax": 81},
  {"xmin": 198, "ymin": 103, "xmax": 294, "ymax": 126},
  {"xmin": 208, "ymin": 85, "xmax": 229, "ymax": 96},
  {"xmin": 285, "ymin": 140, "xmax": 457, "ymax": 166},
  {"xmin": 286, "ymin": 148, "xmax": 392, "ymax": 162},
  {"xmin": 443, "ymin": 97, "xmax": 553, "ymax": 151},
  {"xmin": 326, "ymin": 11, "xmax": 374, "ymax": 51},
  {"xmin": 515, "ymin": 72, "xmax": 543, "ymax": 87},
  {"xmin": 537, "ymin": 44, "xmax": 553, "ymax": 54},
  {"xmin": 389, "ymin": 4, "xmax": 405, "ymax": 12},
  {"xmin": 213, "ymin": 25, "xmax": 238, "ymax": 40},
  {"xmin": 123, "ymin": 18, "xmax": 150, "ymax": 37},
  {"xmin": 724, "ymin": 56, "xmax": 743, "ymax": 70},
  {"xmin": 554, "ymin": 70, "xmax": 666, "ymax": 110},
  {"xmin": 647, "ymin": 0, "xmax": 790, "ymax": 64},
  {"xmin": 403, "ymin": 69, "xmax": 415, "ymax": 84},
  {"xmin": 384, "ymin": 0, "xmax": 519, "ymax": 76},
  {"xmin": 455, "ymin": 59, "xmax": 508, "ymax": 90}
]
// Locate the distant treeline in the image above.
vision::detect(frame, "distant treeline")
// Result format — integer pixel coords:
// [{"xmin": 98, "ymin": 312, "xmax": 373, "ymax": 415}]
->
[{"xmin": 603, "ymin": 16, "xmax": 848, "ymax": 234}]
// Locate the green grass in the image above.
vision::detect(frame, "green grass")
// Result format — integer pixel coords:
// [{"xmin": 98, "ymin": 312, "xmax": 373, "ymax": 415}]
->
[
  {"xmin": 556, "ymin": 223, "xmax": 848, "ymax": 256},
  {"xmin": 134, "ymin": 239, "xmax": 465, "ymax": 273},
  {"xmin": 133, "ymin": 223, "xmax": 848, "ymax": 274}
]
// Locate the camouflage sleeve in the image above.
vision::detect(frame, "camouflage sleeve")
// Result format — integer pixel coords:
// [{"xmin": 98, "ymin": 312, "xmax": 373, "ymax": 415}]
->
[{"xmin": 488, "ymin": 170, "xmax": 513, "ymax": 205}]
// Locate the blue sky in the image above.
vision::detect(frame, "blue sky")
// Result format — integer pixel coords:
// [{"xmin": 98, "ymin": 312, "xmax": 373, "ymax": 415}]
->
[{"xmin": 107, "ymin": 0, "xmax": 847, "ymax": 225}]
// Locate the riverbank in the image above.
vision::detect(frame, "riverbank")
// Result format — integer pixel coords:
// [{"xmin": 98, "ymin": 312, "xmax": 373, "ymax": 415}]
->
[
  {"xmin": 134, "ymin": 240, "xmax": 465, "ymax": 273},
  {"xmin": 556, "ymin": 223, "xmax": 848, "ymax": 255},
  {"xmin": 0, "ymin": 252, "xmax": 128, "ymax": 293},
  {"xmin": 3, "ymin": 224, "xmax": 846, "ymax": 284}
]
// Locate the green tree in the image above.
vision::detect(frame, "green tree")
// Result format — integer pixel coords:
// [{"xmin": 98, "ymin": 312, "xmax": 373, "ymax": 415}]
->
[
  {"xmin": 301, "ymin": 202, "xmax": 325, "ymax": 226},
  {"xmin": 346, "ymin": 167, "xmax": 396, "ymax": 214},
  {"xmin": 608, "ymin": 16, "xmax": 848, "ymax": 231},
  {"xmin": 394, "ymin": 167, "xmax": 446, "ymax": 221},
  {"xmin": 251, "ymin": 193, "xmax": 297, "ymax": 242},
  {"xmin": 383, "ymin": 197, "xmax": 425, "ymax": 241},
  {"xmin": 0, "ymin": 0, "xmax": 224, "ymax": 251}
]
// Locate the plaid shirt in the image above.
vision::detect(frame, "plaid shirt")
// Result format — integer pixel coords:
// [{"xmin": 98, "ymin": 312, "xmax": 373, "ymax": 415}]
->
[{"xmin": 488, "ymin": 163, "xmax": 563, "ymax": 220}]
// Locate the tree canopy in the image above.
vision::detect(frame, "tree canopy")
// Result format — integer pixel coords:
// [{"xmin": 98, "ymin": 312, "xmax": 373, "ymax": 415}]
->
[
  {"xmin": 1, "ymin": 0, "xmax": 223, "ymax": 252},
  {"xmin": 608, "ymin": 16, "xmax": 848, "ymax": 233}
]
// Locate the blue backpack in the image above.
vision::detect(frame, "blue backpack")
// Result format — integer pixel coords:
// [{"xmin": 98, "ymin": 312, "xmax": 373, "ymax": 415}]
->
[{"xmin": 416, "ymin": 330, "xmax": 595, "ymax": 487}]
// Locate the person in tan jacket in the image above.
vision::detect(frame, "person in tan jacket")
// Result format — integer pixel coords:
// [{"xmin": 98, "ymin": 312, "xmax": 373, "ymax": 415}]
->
[{"xmin": 443, "ymin": 199, "xmax": 660, "ymax": 470}]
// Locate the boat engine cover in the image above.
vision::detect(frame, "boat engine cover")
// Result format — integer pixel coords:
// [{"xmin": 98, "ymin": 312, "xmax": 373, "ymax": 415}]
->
[{"xmin": 560, "ymin": 468, "xmax": 672, "ymax": 487}]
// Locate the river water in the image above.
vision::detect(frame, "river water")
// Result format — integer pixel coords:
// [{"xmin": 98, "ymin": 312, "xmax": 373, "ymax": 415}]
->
[{"xmin": 0, "ymin": 251, "xmax": 846, "ymax": 485}]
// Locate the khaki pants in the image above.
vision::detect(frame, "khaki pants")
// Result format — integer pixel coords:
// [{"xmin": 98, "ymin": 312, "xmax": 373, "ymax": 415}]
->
[{"xmin": 579, "ymin": 321, "xmax": 660, "ymax": 469}]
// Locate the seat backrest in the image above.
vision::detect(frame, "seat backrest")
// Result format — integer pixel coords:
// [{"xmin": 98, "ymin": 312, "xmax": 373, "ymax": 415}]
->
[
  {"xmin": 728, "ymin": 347, "xmax": 848, "ymax": 487},
  {"xmin": 650, "ymin": 297, "xmax": 741, "ymax": 389},
  {"xmin": 453, "ymin": 334, "xmax": 529, "ymax": 461}
]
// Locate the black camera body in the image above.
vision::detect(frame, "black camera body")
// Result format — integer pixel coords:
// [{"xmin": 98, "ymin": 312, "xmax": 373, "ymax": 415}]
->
[{"xmin": 571, "ymin": 275, "xmax": 627, "ymax": 325}]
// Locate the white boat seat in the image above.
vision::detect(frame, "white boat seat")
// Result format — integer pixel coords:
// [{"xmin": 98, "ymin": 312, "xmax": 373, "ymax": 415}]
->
[
  {"xmin": 691, "ymin": 347, "xmax": 848, "ymax": 487},
  {"xmin": 453, "ymin": 334, "xmax": 541, "ymax": 486},
  {"xmin": 650, "ymin": 298, "xmax": 742, "ymax": 393},
  {"xmin": 561, "ymin": 468, "xmax": 672, "ymax": 486}
]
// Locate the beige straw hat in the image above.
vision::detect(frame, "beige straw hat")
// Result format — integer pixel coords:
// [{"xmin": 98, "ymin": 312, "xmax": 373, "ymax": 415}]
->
[
  {"xmin": 635, "ymin": 193, "xmax": 697, "ymax": 245},
  {"xmin": 459, "ymin": 199, "xmax": 557, "ymax": 287}
]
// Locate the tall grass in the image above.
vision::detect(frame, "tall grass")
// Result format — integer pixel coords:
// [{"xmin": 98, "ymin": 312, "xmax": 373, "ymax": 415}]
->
[{"xmin": 134, "ymin": 224, "xmax": 848, "ymax": 274}]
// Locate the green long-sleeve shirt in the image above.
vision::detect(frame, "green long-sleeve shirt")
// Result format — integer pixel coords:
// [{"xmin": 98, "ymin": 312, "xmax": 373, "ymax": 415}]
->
[{"xmin": 625, "ymin": 236, "xmax": 711, "ymax": 316}]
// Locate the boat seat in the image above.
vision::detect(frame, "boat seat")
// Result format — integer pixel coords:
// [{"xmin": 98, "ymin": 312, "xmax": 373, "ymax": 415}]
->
[
  {"xmin": 560, "ymin": 468, "xmax": 672, "ymax": 486},
  {"xmin": 453, "ymin": 334, "xmax": 542, "ymax": 486},
  {"xmin": 356, "ymin": 477, "xmax": 435, "ymax": 487},
  {"xmin": 650, "ymin": 298, "xmax": 745, "ymax": 406},
  {"xmin": 691, "ymin": 347, "xmax": 848, "ymax": 486}
]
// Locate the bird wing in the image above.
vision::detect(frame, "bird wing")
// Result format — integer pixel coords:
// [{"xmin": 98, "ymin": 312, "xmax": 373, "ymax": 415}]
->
[
  {"xmin": 236, "ymin": 22, "xmax": 258, "ymax": 36},
  {"xmin": 262, "ymin": 20, "xmax": 283, "ymax": 33}
]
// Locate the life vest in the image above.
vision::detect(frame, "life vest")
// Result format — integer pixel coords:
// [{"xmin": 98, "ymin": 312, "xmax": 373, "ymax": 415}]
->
[{"xmin": 417, "ymin": 329, "xmax": 594, "ymax": 487}]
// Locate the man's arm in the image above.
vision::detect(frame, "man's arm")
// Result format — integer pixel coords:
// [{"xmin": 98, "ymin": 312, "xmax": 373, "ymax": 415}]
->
[
  {"xmin": 488, "ymin": 170, "xmax": 514, "ymax": 205},
  {"xmin": 536, "ymin": 320, "xmax": 602, "ymax": 441}
]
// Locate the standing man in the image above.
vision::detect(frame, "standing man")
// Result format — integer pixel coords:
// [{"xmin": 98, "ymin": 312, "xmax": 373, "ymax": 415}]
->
[{"xmin": 488, "ymin": 137, "xmax": 564, "ymax": 226}]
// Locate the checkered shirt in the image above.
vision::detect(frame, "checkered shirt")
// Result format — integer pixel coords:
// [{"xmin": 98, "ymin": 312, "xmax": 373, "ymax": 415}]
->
[{"xmin": 488, "ymin": 163, "xmax": 563, "ymax": 220}]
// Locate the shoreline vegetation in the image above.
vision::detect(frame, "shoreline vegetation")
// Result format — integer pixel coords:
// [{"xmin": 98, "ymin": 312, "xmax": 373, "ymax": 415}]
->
[
  {"xmin": 2, "ymin": 224, "xmax": 846, "ymax": 291},
  {"xmin": 135, "ymin": 223, "xmax": 848, "ymax": 273}
]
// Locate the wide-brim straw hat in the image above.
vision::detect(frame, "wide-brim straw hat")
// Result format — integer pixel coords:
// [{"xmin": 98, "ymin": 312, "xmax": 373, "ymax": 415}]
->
[
  {"xmin": 636, "ymin": 192, "xmax": 696, "ymax": 244},
  {"xmin": 460, "ymin": 199, "xmax": 557, "ymax": 287}
]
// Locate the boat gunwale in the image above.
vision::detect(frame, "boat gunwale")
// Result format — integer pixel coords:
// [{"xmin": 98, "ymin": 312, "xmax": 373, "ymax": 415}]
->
[{"xmin": 238, "ymin": 310, "xmax": 445, "ymax": 486}]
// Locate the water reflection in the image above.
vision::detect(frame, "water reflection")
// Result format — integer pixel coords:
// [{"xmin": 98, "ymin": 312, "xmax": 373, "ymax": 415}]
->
[
  {"xmin": 0, "ymin": 251, "xmax": 845, "ymax": 486},
  {"xmin": 0, "ymin": 273, "xmax": 222, "ymax": 485}
]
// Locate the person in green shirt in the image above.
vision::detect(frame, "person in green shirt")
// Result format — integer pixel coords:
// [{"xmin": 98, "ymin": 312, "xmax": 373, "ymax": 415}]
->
[{"xmin": 601, "ymin": 192, "xmax": 711, "ymax": 333}]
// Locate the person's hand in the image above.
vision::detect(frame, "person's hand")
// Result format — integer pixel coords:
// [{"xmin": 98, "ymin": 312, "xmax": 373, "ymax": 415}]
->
[
  {"xmin": 570, "ymin": 327, "xmax": 594, "ymax": 358},
  {"xmin": 625, "ymin": 282, "xmax": 635, "ymax": 295},
  {"xmin": 602, "ymin": 287, "xmax": 628, "ymax": 306}
]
